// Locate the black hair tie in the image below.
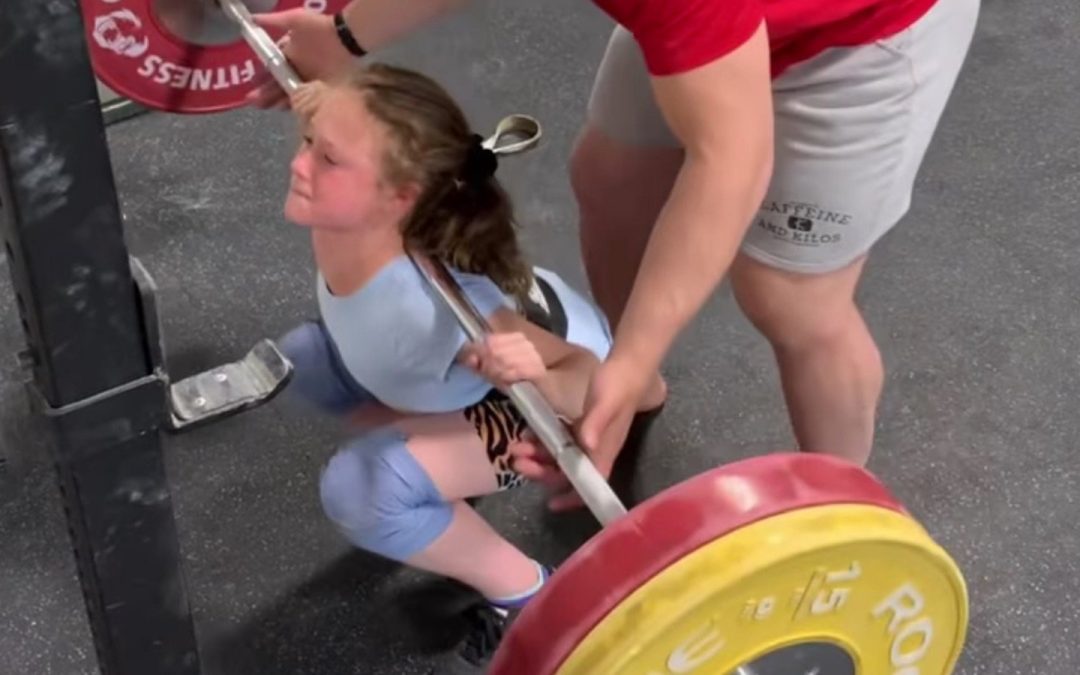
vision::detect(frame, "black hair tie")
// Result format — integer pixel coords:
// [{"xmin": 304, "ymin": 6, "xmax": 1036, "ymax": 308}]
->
[{"xmin": 462, "ymin": 134, "xmax": 498, "ymax": 184}]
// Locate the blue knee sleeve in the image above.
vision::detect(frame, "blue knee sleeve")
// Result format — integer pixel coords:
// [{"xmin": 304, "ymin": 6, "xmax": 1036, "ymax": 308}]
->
[{"xmin": 318, "ymin": 426, "xmax": 452, "ymax": 561}]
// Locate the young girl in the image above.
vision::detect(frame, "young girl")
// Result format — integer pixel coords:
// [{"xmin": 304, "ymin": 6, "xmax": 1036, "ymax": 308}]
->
[{"xmin": 276, "ymin": 63, "xmax": 662, "ymax": 673}]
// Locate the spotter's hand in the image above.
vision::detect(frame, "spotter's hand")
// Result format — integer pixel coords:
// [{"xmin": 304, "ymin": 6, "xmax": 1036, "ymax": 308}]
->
[
  {"xmin": 510, "ymin": 355, "xmax": 654, "ymax": 511},
  {"xmin": 246, "ymin": 9, "xmax": 353, "ymax": 110}
]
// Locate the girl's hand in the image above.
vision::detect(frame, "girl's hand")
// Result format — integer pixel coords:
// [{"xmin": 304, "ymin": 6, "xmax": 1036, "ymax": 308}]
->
[{"xmin": 463, "ymin": 333, "xmax": 546, "ymax": 389}]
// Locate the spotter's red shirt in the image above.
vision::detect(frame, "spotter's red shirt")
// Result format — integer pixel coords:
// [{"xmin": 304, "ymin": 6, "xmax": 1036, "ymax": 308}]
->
[{"xmin": 592, "ymin": 0, "xmax": 937, "ymax": 77}]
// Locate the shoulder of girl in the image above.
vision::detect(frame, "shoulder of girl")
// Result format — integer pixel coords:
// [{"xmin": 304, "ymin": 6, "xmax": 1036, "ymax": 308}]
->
[
  {"xmin": 383, "ymin": 262, "xmax": 511, "ymax": 339},
  {"xmin": 404, "ymin": 262, "xmax": 510, "ymax": 310},
  {"xmin": 375, "ymin": 270, "xmax": 462, "ymax": 352}
]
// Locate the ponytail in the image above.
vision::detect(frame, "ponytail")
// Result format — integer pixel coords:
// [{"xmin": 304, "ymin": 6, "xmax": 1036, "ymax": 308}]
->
[{"xmin": 402, "ymin": 170, "xmax": 532, "ymax": 307}]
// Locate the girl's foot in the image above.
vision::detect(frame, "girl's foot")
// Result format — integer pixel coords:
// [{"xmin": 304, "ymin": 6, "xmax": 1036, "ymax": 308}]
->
[{"xmin": 431, "ymin": 564, "xmax": 554, "ymax": 674}]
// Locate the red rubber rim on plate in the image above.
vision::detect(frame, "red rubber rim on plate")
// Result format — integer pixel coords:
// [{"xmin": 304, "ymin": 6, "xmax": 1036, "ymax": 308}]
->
[{"xmin": 489, "ymin": 452, "xmax": 907, "ymax": 675}]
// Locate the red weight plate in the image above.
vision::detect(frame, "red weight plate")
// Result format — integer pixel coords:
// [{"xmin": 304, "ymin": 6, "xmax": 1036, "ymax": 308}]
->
[
  {"xmin": 489, "ymin": 452, "xmax": 907, "ymax": 675},
  {"xmin": 83, "ymin": 0, "xmax": 348, "ymax": 113}
]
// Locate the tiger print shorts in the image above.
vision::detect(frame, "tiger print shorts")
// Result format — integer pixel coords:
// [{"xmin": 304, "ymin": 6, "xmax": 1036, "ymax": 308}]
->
[{"xmin": 462, "ymin": 389, "xmax": 530, "ymax": 491}]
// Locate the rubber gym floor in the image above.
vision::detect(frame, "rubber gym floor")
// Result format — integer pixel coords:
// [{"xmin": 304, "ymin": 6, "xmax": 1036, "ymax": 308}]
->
[{"xmin": 2, "ymin": 1, "xmax": 1077, "ymax": 673}]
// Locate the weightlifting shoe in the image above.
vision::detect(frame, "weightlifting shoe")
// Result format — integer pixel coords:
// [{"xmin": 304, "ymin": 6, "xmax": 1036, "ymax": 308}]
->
[
  {"xmin": 428, "ymin": 601, "xmax": 517, "ymax": 674},
  {"xmin": 430, "ymin": 565, "xmax": 555, "ymax": 674}
]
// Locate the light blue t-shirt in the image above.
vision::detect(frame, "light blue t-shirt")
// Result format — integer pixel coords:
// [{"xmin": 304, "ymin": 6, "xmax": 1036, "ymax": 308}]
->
[{"xmin": 317, "ymin": 255, "xmax": 612, "ymax": 414}]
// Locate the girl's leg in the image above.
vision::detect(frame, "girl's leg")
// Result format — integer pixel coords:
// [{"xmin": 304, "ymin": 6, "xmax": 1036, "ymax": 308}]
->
[
  {"xmin": 318, "ymin": 395, "xmax": 546, "ymax": 605},
  {"xmin": 278, "ymin": 320, "xmax": 377, "ymax": 414},
  {"xmin": 405, "ymin": 437, "xmax": 544, "ymax": 602}
]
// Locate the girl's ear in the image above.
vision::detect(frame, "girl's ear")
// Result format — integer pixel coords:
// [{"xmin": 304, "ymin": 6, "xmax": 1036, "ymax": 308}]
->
[{"xmin": 387, "ymin": 179, "xmax": 422, "ymax": 221}]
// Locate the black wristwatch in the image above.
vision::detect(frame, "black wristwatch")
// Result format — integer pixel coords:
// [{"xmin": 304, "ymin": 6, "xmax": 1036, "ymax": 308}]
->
[{"xmin": 333, "ymin": 11, "xmax": 367, "ymax": 57}]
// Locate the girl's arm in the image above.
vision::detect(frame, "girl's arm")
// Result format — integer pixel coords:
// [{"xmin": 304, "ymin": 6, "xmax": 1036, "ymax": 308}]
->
[{"xmin": 459, "ymin": 308, "xmax": 600, "ymax": 420}]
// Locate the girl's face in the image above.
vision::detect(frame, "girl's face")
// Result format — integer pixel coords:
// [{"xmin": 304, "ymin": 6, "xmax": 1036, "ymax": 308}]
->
[{"xmin": 285, "ymin": 88, "xmax": 415, "ymax": 233}]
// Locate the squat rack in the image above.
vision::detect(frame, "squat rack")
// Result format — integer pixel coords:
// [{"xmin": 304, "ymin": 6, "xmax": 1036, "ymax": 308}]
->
[{"xmin": 0, "ymin": 2, "xmax": 288, "ymax": 673}]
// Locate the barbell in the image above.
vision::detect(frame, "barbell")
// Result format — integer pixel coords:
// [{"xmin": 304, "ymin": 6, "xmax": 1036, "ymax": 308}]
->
[{"xmin": 80, "ymin": 1, "xmax": 971, "ymax": 672}]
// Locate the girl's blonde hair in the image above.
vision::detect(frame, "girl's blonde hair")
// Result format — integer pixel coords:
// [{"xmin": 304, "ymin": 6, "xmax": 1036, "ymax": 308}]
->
[{"xmin": 330, "ymin": 63, "xmax": 534, "ymax": 306}]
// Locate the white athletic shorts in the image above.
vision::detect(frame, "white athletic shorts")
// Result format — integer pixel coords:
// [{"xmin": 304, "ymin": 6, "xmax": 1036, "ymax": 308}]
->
[{"xmin": 585, "ymin": 0, "xmax": 981, "ymax": 274}]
